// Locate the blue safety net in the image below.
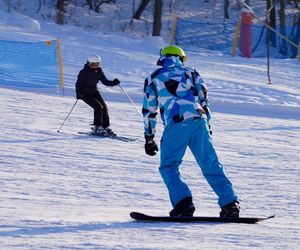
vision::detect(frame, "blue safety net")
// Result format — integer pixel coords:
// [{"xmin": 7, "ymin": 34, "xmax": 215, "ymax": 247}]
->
[
  {"xmin": 0, "ymin": 39, "xmax": 60, "ymax": 88},
  {"xmin": 174, "ymin": 18, "xmax": 237, "ymax": 53},
  {"xmin": 251, "ymin": 24, "xmax": 299, "ymax": 58},
  {"xmin": 174, "ymin": 17, "xmax": 299, "ymax": 58}
]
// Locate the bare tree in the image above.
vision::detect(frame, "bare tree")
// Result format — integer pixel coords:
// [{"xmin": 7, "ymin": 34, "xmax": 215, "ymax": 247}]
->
[
  {"xmin": 56, "ymin": 0, "xmax": 65, "ymax": 25},
  {"xmin": 36, "ymin": 0, "xmax": 42, "ymax": 13},
  {"xmin": 290, "ymin": 3, "xmax": 300, "ymax": 57},
  {"xmin": 85, "ymin": 0, "xmax": 116, "ymax": 13},
  {"xmin": 86, "ymin": 0, "xmax": 93, "ymax": 10},
  {"xmin": 224, "ymin": 0, "xmax": 230, "ymax": 19},
  {"xmin": 266, "ymin": 0, "xmax": 277, "ymax": 47},
  {"xmin": 278, "ymin": 0, "xmax": 287, "ymax": 55},
  {"xmin": 153, "ymin": 0, "xmax": 163, "ymax": 36},
  {"xmin": 133, "ymin": 0, "xmax": 151, "ymax": 20}
]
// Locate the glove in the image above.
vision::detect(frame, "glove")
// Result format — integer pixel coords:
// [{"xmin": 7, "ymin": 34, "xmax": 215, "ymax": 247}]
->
[
  {"xmin": 113, "ymin": 78, "xmax": 120, "ymax": 85},
  {"xmin": 145, "ymin": 134, "xmax": 158, "ymax": 156}
]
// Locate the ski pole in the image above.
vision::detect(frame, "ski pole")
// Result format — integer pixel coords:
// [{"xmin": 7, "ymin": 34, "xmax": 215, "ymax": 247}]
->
[
  {"xmin": 119, "ymin": 85, "xmax": 143, "ymax": 119},
  {"xmin": 57, "ymin": 99, "xmax": 78, "ymax": 133}
]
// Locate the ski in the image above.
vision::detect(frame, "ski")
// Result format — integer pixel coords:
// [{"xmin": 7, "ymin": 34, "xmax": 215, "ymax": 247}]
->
[
  {"xmin": 78, "ymin": 132, "xmax": 138, "ymax": 142},
  {"xmin": 130, "ymin": 212, "xmax": 275, "ymax": 224}
]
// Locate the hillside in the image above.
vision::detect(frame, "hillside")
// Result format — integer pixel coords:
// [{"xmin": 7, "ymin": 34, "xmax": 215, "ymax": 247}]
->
[{"xmin": 0, "ymin": 1, "xmax": 300, "ymax": 249}]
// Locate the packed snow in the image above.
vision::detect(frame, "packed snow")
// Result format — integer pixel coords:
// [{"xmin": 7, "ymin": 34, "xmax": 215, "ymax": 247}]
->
[{"xmin": 0, "ymin": 1, "xmax": 300, "ymax": 249}]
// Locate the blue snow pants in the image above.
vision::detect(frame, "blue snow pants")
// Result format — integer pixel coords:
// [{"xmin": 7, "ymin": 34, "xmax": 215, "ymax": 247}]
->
[{"xmin": 159, "ymin": 117, "xmax": 238, "ymax": 208}]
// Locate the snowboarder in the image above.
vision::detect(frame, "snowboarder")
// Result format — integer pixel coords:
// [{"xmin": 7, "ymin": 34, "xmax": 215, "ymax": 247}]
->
[
  {"xmin": 76, "ymin": 55, "xmax": 120, "ymax": 136},
  {"xmin": 142, "ymin": 45, "xmax": 240, "ymax": 217}
]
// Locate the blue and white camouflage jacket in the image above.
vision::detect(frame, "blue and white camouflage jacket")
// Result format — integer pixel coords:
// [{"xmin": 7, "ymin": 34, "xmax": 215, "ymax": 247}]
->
[{"xmin": 142, "ymin": 55, "xmax": 211, "ymax": 136}]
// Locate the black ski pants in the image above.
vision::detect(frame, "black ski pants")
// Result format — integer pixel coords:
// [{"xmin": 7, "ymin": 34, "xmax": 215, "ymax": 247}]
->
[{"xmin": 82, "ymin": 91, "xmax": 110, "ymax": 128}]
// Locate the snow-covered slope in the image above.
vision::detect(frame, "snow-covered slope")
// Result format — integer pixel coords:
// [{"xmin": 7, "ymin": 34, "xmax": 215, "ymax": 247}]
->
[{"xmin": 0, "ymin": 3, "xmax": 300, "ymax": 250}]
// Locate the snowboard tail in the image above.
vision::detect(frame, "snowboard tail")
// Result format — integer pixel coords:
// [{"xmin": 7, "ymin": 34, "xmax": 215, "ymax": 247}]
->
[{"xmin": 130, "ymin": 212, "xmax": 275, "ymax": 224}]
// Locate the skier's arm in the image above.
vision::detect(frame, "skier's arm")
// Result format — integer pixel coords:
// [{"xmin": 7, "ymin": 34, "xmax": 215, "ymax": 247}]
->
[
  {"xmin": 142, "ymin": 78, "xmax": 159, "ymax": 156},
  {"xmin": 142, "ymin": 78, "xmax": 158, "ymax": 137},
  {"xmin": 75, "ymin": 70, "xmax": 85, "ymax": 98},
  {"xmin": 193, "ymin": 70, "xmax": 212, "ymax": 122},
  {"xmin": 98, "ymin": 68, "xmax": 120, "ymax": 86}
]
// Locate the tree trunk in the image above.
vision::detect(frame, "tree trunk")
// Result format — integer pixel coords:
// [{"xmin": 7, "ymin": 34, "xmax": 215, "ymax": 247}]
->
[
  {"xmin": 86, "ymin": 0, "xmax": 93, "ymax": 10},
  {"xmin": 224, "ymin": 0, "xmax": 230, "ymax": 19},
  {"xmin": 56, "ymin": 0, "xmax": 65, "ymax": 25},
  {"xmin": 279, "ymin": 0, "xmax": 287, "ymax": 55},
  {"xmin": 36, "ymin": 0, "xmax": 42, "ymax": 13},
  {"xmin": 153, "ymin": 0, "xmax": 163, "ymax": 36},
  {"xmin": 133, "ymin": 0, "xmax": 150, "ymax": 20},
  {"xmin": 266, "ymin": 0, "xmax": 276, "ymax": 47},
  {"xmin": 291, "ymin": 13, "xmax": 300, "ymax": 58}
]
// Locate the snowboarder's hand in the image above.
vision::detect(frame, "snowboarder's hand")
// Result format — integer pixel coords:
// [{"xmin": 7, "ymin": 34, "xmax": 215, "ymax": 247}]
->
[
  {"xmin": 113, "ymin": 78, "xmax": 120, "ymax": 85},
  {"xmin": 145, "ymin": 134, "xmax": 158, "ymax": 156}
]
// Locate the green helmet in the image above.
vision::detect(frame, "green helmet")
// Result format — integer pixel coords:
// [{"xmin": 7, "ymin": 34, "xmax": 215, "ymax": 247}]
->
[{"xmin": 160, "ymin": 45, "xmax": 187, "ymax": 61}]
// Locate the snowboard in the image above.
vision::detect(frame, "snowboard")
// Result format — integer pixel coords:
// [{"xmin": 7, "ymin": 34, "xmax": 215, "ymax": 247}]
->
[
  {"xmin": 78, "ymin": 132, "xmax": 138, "ymax": 142},
  {"xmin": 130, "ymin": 212, "xmax": 275, "ymax": 224}
]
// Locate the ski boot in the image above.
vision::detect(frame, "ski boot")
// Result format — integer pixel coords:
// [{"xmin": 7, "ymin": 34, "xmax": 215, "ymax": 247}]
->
[
  {"xmin": 169, "ymin": 197, "xmax": 195, "ymax": 217},
  {"xmin": 104, "ymin": 127, "xmax": 117, "ymax": 137},
  {"xmin": 92, "ymin": 126, "xmax": 109, "ymax": 136},
  {"xmin": 220, "ymin": 200, "xmax": 240, "ymax": 218}
]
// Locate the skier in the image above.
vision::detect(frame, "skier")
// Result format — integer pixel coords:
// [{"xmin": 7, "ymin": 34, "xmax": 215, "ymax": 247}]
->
[
  {"xmin": 76, "ymin": 55, "xmax": 120, "ymax": 136},
  {"xmin": 142, "ymin": 45, "xmax": 240, "ymax": 217}
]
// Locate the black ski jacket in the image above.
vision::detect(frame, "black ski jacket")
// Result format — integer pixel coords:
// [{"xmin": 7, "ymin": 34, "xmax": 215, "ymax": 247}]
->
[{"xmin": 76, "ymin": 63, "xmax": 118, "ymax": 97}]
